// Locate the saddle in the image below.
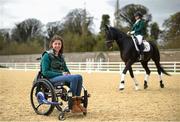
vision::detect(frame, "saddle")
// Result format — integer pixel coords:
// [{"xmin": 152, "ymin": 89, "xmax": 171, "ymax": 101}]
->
[{"xmin": 132, "ymin": 36, "xmax": 150, "ymax": 52}]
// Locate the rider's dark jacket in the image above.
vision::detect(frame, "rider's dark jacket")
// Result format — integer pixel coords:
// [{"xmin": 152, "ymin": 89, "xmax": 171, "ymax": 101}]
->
[
  {"xmin": 132, "ymin": 19, "xmax": 146, "ymax": 36},
  {"xmin": 41, "ymin": 49, "xmax": 70, "ymax": 78}
]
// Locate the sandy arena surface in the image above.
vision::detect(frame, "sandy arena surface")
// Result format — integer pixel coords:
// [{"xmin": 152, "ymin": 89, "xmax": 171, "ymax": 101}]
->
[{"xmin": 0, "ymin": 69, "xmax": 180, "ymax": 121}]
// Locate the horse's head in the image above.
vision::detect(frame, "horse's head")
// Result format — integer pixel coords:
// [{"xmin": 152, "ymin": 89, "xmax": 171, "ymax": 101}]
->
[
  {"xmin": 104, "ymin": 25, "xmax": 115, "ymax": 49},
  {"xmin": 105, "ymin": 25, "xmax": 128, "ymax": 50}
]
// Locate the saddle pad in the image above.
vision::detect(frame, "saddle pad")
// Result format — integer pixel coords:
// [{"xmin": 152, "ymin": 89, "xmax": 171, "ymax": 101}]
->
[
  {"xmin": 131, "ymin": 36, "xmax": 150, "ymax": 52},
  {"xmin": 143, "ymin": 41, "xmax": 150, "ymax": 52}
]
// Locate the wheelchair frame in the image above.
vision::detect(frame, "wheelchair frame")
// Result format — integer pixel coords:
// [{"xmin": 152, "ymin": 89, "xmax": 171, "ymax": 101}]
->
[{"xmin": 30, "ymin": 72, "xmax": 89, "ymax": 120}]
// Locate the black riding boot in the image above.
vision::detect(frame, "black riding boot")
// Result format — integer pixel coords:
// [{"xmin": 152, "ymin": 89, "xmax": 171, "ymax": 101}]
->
[{"xmin": 139, "ymin": 44, "xmax": 144, "ymax": 61}]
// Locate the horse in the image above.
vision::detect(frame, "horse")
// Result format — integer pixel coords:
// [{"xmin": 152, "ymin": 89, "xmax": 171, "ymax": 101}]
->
[{"xmin": 104, "ymin": 25, "xmax": 170, "ymax": 90}]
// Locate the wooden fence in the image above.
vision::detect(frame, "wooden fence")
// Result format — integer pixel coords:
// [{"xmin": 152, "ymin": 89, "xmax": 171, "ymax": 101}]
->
[{"xmin": 0, "ymin": 62, "xmax": 180, "ymax": 74}]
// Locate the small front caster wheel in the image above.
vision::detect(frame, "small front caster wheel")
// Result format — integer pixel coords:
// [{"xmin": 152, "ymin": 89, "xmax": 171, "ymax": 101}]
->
[
  {"xmin": 83, "ymin": 111, "xmax": 87, "ymax": 116},
  {"xmin": 58, "ymin": 112, "xmax": 65, "ymax": 121}
]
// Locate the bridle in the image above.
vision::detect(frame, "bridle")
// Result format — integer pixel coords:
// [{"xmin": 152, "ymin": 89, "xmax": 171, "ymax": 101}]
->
[{"xmin": 106, "ymin": 28, "xmax": 115, "ymax": 44}]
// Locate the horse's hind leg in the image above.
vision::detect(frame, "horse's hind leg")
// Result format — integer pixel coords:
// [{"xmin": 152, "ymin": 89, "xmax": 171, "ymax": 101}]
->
[
  {"xmin": 129, "ymin": 67, "xmax": 139, "ymax": 90},
  {"xmin": 154, "ymin": 61, "xmax": 164, "ymax": 88},
  {"xmin": 141, "ymin": 61, "xmax": 151, "ymax": 89}
]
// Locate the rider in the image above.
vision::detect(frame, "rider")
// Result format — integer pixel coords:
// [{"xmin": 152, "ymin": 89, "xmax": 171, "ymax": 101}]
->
[{"xmin": 128, "ymin": 11, "xmax": 146, "ymax": 61}]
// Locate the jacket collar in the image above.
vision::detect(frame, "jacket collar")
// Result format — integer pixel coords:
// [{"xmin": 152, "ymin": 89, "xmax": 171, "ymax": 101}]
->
[{"xmin": 135, "ymin": 19, "xmax": 141, "ymax": 24}]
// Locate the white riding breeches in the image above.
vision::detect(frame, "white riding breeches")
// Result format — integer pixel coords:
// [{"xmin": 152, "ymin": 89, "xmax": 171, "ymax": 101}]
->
[{"xmin": 135, "ymin": 35, "xmax": 143, "ymax": 45}]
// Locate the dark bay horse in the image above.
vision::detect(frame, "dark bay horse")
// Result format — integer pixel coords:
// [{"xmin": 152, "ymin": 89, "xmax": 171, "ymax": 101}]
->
[{"xmin": 105, "ymin": 25, "xmax": 170, "ymax": 90}]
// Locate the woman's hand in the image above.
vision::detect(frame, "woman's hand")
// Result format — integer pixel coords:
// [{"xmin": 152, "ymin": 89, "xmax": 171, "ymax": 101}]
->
[
  {"xmin": 63, "ymin": 72, "xmax": 71, "ymax": 75},
  {"xmin": 127, "ymin": 31, "xmax": 135, "ymax": 35},
  {"xmin": 127, "ymin": 31, "xmax": 131, "ymax": 35}
]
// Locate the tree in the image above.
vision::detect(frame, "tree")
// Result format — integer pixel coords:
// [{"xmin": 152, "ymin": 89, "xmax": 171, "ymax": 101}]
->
[
  {"xmin": 0, "ymin": 32, "xmax": 4, "ymax": 50},
  {"xmin": 100, "ymin": 14, "xmax": 110, "ymax": 33},
  {"xmin": 119, "ymin": 4, "xmax": 151, "ymax": 27},
  {"xmin": 62, "ymin": 8, "xmax": 95, "ymax": 52},
  {"xmin": 0, "ymin": 29, "xmax": 11, "ymax": 42},
  {"xmin": 46, "ymin": 21, "xmax": 63, "ymax": 40},
  {"xmin": 93, "ymin": 34, "xmax": 106, "ymax": 51},
  {"xmin": 11, "ymin": 18, "xmax": 43, "ymax": 42},
  {"xmin": 162, "ymin": 12, "xmax": 180, "ymax": 48},
  {"xmin": 95, "ymin": 14, "xmax": 111, "ymax": 51},
  {"xmin": 149, "ymin": 22, "xmax": 160, "ymax": 43},
  {"xmin": 63, "ymin": 8, "xmax": 93, "ymax": 35},
  {"xmin": 113, "ymin": 4, "xmax": 152, "ymax": 37}
]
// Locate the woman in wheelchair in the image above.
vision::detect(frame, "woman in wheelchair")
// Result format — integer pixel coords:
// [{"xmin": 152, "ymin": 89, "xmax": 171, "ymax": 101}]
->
[{"xmin": 41, "ymin": 35, "xmax": 86, "ymax": 113}]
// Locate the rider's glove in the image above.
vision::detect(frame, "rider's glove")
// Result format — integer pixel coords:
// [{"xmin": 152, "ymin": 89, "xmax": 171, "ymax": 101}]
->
[
  {"xmin": 130, "ymin": 31, "xmax": 135, "ymax": 34},
  {"xmin": 127, "ymin": 31, "xmax": 131, "ymax": 35}
]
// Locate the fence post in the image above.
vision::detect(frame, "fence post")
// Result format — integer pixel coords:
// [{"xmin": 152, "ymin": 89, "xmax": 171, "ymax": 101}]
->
[
  {"xmin": 36, "ymin": 63, "xmax": 39, "ymax": 70},
  {"xmin": 174, "ymin": 62, "xmax": 176, "ymax": 73},
  {"xmin": 25, "ymin": 63, "xmax": 27, "ymax": 71},
  {"xmin": 107, "ymin": 59, "xmax": 109, "ymax": 71},
  {"xmin": 86, "ymin": 59, "xmax": 88, "ymax": 72},
  {"xmin": 15, "ymin": 63, "xmax": 16, "ymax": 69},
  {"xmin": 79, "ymin": 62, "xmax": 81, "ymax": 71}
]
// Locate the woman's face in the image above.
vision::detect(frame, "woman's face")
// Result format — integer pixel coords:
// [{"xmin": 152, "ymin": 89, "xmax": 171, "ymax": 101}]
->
[
  {"xmin": 135, "ymin": 16, "xmax": 140, "ymax": 20},
  {"xmin": 52, "ymin": 39, "xmax": 62, "ymax": 53}
]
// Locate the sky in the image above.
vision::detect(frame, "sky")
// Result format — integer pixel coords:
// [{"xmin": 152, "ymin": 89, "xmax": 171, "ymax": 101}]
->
[{"xmin": 0, "ymin": 0, "xmax": 180, "ymax": 33}]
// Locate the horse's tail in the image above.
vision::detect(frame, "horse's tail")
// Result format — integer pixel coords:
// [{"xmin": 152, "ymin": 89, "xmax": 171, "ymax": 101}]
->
[
  {"xmin": 159, "ymin": 65, "xmax": 171, "ymax": 76},
  {"xmin": 149, "ymin": 41, "xmax": 171, "ymax": 76}
]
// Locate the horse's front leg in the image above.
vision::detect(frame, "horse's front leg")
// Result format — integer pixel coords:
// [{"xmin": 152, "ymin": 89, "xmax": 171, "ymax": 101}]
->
[
  {"xmin": 119, "ymin": 60, "xmax": 134, "ymax": 90},
  {"xmin": 129, "ymin": 67, "xmax": 139, "ymax": 90}
]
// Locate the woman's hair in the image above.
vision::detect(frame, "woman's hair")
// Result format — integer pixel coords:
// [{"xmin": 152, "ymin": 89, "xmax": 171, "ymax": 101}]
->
[{"xmin": 49, "ymin": 35, "xmax": 64, "ymax": 54}]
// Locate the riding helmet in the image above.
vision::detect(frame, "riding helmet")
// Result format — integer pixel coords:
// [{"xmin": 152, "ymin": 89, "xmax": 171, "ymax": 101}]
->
[{"xmin": 134, "ymin": 11, "xmax": 143, "ymax": 18}]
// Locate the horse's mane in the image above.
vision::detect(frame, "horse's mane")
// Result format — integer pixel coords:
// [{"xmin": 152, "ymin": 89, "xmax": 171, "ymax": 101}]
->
[{"xmin": 110, "ymin": 27, "xmax": 131, "ymax": 40}]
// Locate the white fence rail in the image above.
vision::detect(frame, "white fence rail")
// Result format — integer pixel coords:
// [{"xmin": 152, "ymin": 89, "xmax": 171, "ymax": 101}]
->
[{"xmin": 0, "ymin": 62, "xmax": 180, "ymax": 73}]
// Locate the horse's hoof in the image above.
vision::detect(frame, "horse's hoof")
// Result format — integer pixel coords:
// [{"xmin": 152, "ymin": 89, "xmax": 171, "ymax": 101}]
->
[
  {"xmin": 119, "ymin": 81, "xmax": 125, "ymax": 91},
  {"xmin": 119, "ymin": 88, "xmax": 124, "ymax": 91},
  {"xmin": 160, "ymin": 83, "xmax": 164, "ymax": 88},
  {"xmin": 144, "ymin": 80, "xmax": 148, "ymax": 89},
  {"xmin": 144, "ymin": 84, "xmax": 148, "ymax": 89},
  {"xmin": 160, "ymin": 80, "xmax": 164, "ymax": 88}
]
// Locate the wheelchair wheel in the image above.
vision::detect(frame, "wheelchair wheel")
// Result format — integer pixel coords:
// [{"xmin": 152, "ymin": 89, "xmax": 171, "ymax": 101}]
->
[
  {"xmin": 82, "ymin": 90, "xmax": 88, "ymax": 108},
  {"xmin": 82, "ymin": 90, "xmax": 88, "ymax": 116},
  {"xmin": 30, "ymin": 78, "xmax": 56, "ymax": 115},
  {"xmin": 58, "ymin": 112, "xmax": 65, "ymax": 121}
]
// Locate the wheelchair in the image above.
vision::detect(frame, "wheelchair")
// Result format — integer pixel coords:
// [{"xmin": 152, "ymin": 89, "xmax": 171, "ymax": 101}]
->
[{"xmin": 30, "ymin": 71, "xmax": 89, "ymax": 120}]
